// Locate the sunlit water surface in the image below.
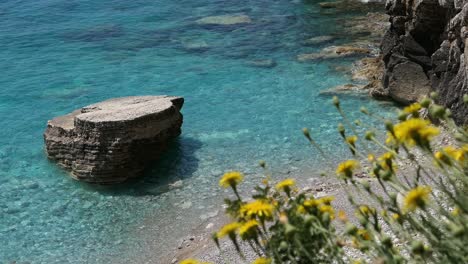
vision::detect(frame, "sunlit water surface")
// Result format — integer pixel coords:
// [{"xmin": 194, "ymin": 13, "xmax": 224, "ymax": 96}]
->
[{"xmin": 0, "ymin": 0, "xmax": 395, "ymax": 262}]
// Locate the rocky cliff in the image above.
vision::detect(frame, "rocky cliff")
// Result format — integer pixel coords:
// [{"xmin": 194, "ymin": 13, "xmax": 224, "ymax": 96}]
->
[
  {"xmin": 378, "ymin": 0, "xmax": 468, "ymax": 124},
  {"xmin": 44, "ymin": 96, "xmax": 184, "ymax": 184}
]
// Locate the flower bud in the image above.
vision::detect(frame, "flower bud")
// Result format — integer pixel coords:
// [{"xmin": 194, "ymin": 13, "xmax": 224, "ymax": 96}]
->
[
  {"xmin": 445, "ymin": 108, "xmax": 452, "ymax": 117},
  {"xmin": 398, "ymin": 112, "xmax": 408, "ymax": 121},
  {"xmin": 259, "ymin": 160, "xmax": 266, "ymax": 168},
  {"xmin": 365, "ymin": 131, "xmax": 375, "ymax": 141},
  {"xmin": 429, "ymin": 105, "xmax": 445, "ymax": 119},
  {"xmin": 420, "ymin": 97, "xmax": 431, "ymax": 108},
  {"xmin": 279, "ymin": 241, "xmax": 288, "ymax": 252},
  {"xmin": 449, "ymin": 223, "xmax": 464, "ymax": 237},
  {"xmin": 360, "ymin": 180, "xmax": 370, "ymax": 191},
  {"xmin": 332, "ymin": 96, "xmax": 340, "ymax": 108},
  {"xmin": 345, "ymin": 223, "xmax": 358, "ymax": 235},
  {"xmin": 338, "ymin": 123, "xmax": 346, "ymax": 138},
  {"xmin": 284, "ymin": 224, "xmax": 296, "ymax": 236},
  {"xmin": 411, "ymin": 241, "xmax": 425, "ymax": 255},
  {"xmin": 464, "ymin": 94, "xmax": 468, "ymax": 105},
  {"xmin": 302, "ymin": 128, "xmax": 310, "ymax": 139},
  {"xmin": 430, "ymin": 92, "xmax": 439, "ymax": 100},
  {"xmin": 360, "ymin": 107, "xmax": 369, "ymax": 115}
]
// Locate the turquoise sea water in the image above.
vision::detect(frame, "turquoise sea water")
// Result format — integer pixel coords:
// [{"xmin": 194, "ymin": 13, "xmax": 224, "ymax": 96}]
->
[{"xmin": 0, "ymin": 0, "xmax": 396, "ymax": 263}]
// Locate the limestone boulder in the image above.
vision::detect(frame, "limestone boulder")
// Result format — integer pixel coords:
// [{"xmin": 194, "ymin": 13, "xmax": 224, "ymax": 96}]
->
[
  {"xmin": 387, "ymin": 61, "xmax": 431, "ymax": 104},
  {"xmin": 44, "ymin": 96, "xmax": 184, "ymax": 184}
]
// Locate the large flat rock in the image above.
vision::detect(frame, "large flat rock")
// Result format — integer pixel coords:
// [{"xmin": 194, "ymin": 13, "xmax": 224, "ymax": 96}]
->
[{"xmin": 44, "ymin": 96, "xmax": 184, "ymax": 184}]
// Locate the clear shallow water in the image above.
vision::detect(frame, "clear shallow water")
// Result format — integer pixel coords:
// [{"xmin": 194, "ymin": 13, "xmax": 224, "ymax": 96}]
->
[{"xmin": 0, "ymin": 0, "xmax": 395, "ymax": 263}]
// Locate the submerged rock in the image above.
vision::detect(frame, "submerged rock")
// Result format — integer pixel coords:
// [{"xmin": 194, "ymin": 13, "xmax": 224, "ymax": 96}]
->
[
  {"xmin": 44, "ymin": 96, "xmax": 184, "ymax": 184},
  {"xmin": 319, "ymin": 84, "xmax": 366, "ymax": 96},
  {"xmin": 301, "ymin": 35, "xmax": 335, "ymax": 46},
  {"xmin": 246, "ymin": 59, "xmax": 277, "ymax": 68},
  {"xmin": 297, "ymin": 45, "xmax": 371, "ymax": 62},
  {"xmin": 182, "ymin": 40, "xmax": 210, "ymax": 52},
  {"xmin": 195, "ymin": 14, "xmax": 252, "ymax": 26}
]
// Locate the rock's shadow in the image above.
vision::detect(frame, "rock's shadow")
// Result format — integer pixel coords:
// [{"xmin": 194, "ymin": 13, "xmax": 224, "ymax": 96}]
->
[{"xmin": 87, "ymin": 136, "xmax": 202, "ymax": 196}]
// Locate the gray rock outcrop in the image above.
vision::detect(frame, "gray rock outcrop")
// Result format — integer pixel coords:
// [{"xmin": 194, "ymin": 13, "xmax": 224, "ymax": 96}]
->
[
  {"xmin": 44, "ymin": 96, "xmax": 184, "ymax": 184},
  {"xmin": 379, "ymin": 0, "xmax": 468, "ymax": 124}
]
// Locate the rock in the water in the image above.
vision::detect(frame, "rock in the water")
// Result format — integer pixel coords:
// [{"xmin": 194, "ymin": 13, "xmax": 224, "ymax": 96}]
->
[
  {"xmin": 301, "ymin": 35, "xmax": 335, "ymax": 46},
  {"xmin": 319, "ymin": 84, "xmax": 366, "ymax": 96},
  {"xmin": 195, "ymin": 14, "xmax": 252, "ymax": 26},
  {"xmin": 297, "ymin": 45, "xmax": 371, "ymax": 62},
  {"xmin": 44, "ymin": 96, "xmax": 184, "ymax": 184},
  {"xmin": 182, "ymin": 40, "xmax": 210, "ymax": 52}
]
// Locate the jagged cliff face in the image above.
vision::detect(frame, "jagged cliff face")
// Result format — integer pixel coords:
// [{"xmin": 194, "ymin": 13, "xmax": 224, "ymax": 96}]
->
[{"xmin": 379, "ymin": 0, "xmax": 468, "ymax": 124}]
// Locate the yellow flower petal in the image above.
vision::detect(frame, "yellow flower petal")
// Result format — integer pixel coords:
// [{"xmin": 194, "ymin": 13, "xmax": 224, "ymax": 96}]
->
[
  {"xmin": 404, "ymin": 186, "xmax": 431, "ymax": 212},
  {"xmin": 219, "ymin": 171, "xmax": 244, "ymax": 188}
]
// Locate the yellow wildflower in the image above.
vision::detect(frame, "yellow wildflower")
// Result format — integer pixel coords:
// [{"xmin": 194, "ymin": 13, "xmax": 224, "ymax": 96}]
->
[
  {"xmin": 317, "ymin": 196, "xmax": 334, "ymax": 205},
  {"xmin": 303, "ymin": 199, "xmax": 319, "ymax": 208},
  {"xmin": 404, "ymin": 186, "xmax": 432, "ymax": 212},
  {"xmin": 403, "ymin": 103, "xmax": 422, "ymax": 115},
  {"xmin": 442, "ymin": 146, "xmax": 465, "ymax": 161},
  {"xmin": 338, "ymin": 210, "xmax": 348, "ymax": 222},
  {"xmin": 379, "ymin": 152, "xmax": 395, "ymax": 162},
  {"xmin": 275, "ymin": 178, "xmax": 296, "ymax": 191},
  {"xmin": 392, "ymin": 213, "xmax": 400, "ymax": 221},
  {"xmin": 239, "ymin": 220, "xmax": 259, "ymax": 239},
  {"xmin": 219, "ymin": 171, "xmax": 244, "ymax": 188},
  {"xmin": 319, "ymin": 205, "xmax": 335, "ymax": 219},
  {"xmin": 378, "ymin": 152, "xmax": 397, "ymax": 173},
  {"xmin": 180, "ymin": 259, "xmax": 210, "ymax": 264},
  {"xmin": 297, "ymin": 205, "xmax": 306, "ymax": 214},
  {"xmin": 357, "ymin": 205, "xmax": 375, "ymax": 217},
  {"xmin": 368, "ymin": 154, "xmax": 375, "ymax": 162},
  {"xmin": 394, "ymin": 118, "xmax": 439, "ymax": 146},
  {"xmin": 217, "ymin": 222, "xmax": 240, "ymax": 238},
  {"xmin": 435, "ymin": 146, "xmax": 465, "ymax": 165},
  {"xmin": 240, "ymin": 200, "xmax": 274, "ymax": 219},
  {"xmin": 252, "ymin": 258, "xmax": 271, "ymax": 264},
  {"xmin": 346, "ymin": 135, "xmax": 358, "ymax": 145},
  {"xmin": 336, "ymin": 160, "xmax": 359, "ymax": 178}
]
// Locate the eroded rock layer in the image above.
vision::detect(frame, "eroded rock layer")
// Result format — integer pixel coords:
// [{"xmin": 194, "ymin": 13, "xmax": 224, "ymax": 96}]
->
[
  {"xmin": 44, "ymin": 96, "xmax": 184, "ymax": 184},
  {"xmin": 379, "ymin": 0, "xmax": 468, "ymax": 124}
]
